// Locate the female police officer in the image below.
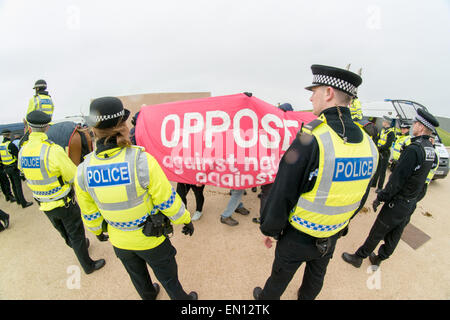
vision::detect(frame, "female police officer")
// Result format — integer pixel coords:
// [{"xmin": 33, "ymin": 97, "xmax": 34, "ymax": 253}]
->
[{"xmin": 75, "ymin": 97, "xmax": 197, "ymax": 300}]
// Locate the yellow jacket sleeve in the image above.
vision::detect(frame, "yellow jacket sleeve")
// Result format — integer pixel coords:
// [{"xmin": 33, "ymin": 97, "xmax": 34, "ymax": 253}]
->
[
  {"xmin": 141, "ymin": 152, "xmax": 191, "ymax": 225},
  {"xmin": 74, "ymin": 164, "xmax": 104, "ymax": 236},
  {"xmin": 48, "ymin": 144, "xmax": 76, "ymax": 184},
  {"xmin": 27, "ymin": 97, "xmax": 36, "ymax": 115}
]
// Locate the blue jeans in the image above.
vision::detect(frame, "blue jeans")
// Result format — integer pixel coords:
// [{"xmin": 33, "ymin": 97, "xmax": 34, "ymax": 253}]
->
[{"xmin": 221, "ymin": 189, "xmax": 244, "ymax": 218}]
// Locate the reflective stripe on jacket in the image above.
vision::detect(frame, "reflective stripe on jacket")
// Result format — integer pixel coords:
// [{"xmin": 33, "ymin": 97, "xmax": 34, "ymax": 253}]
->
[
  {"xmin": 377, "ymin": 127, "xmax": 394, "ymax": 148},
  {"xmin": 0, "ymin": 141, "xmax": 16, "ymax": 165},
  {"xmin": 18, "ymin": 132, "xmax": 76, "ymax": 211},
  {"xmin": 27, "ymin": 94, "xmax": 54, "ymax": 117},
  {"xmin": 289, "ymin": 115, "xmax": 379, "ymax": 238},
  {"xmin": 75, "ymin": 145, "xmax": 191, "ymax": 250},
  {"xmin": 392, "ymin": 135, "xmax": 411, "ymax": 161}
]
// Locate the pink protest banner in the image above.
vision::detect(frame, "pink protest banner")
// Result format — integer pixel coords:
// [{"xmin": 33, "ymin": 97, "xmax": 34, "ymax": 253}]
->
[{"xmin": 135, "ymin": 93, "xmax": 316, "ymax": 189}]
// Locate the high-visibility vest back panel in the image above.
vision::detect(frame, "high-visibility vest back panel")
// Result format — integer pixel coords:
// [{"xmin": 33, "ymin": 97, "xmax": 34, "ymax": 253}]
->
[
  {"xmin": 377, "ymin": 127, "xmax": 394, "ymax": 147},
  {"xmin": 77, "ymin": 146, "xmax": 170, "ymax": 250},
  {"xmin": 289, "ymin": 117, "xmax": 379, "ymax": 238},
  {"xmin": 19, "ymin": 139, "xmax": 71, "ymax": 204},
  {"xmin": 29, "ymin": 94, "xmax": 54, "ymax": 117},
  {"xmin": 0, "ymin": 141, "xmax": 16, "ymax": 165}
]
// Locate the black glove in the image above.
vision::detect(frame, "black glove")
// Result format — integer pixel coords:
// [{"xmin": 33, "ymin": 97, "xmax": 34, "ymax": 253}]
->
[
  {"xmin": 96, "ymin": 233, "xmax": 109, "ymax": 241},
  {"xmin": 182, "ymin": 222, "xmax": 194, "ymax": 236},
  {"xmin": 372, "ymin": 198, "xmax": 381, "ymax": 212}
]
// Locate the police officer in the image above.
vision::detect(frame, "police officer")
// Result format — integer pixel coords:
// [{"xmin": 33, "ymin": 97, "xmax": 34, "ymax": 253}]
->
[
  {"xmin": 391, "ymin": 122, "xmax": 412, "ymax": 170},
  {"xmin": 18, "ymin": 111, "xmax": 105, "ymax": 274},
  {"xmin": 253, "ymin": 65, "xmax": 378, "ymax": 300},
  {"xmin": 371, "ymin": 116, "xmax": 395, "ymax": 192},
  {"xmin": 349, "ymin": 96, "xmax": 363, "ymax": 121},
  {"xmin": 0, "ymin": 162, "xmax": 15, "ymax": 202},
  {"xmin": 1, "ymin": 129, "xmax": 33, "ymax": 208},
  {"xmin": 342, "ymin": 108, "xmax": 438, "ymax": 269},
  {"xmin": 75, "ymin": 97, "xmax": 197, "ymax": 300},
  {"xmin": 26, "ymin": 79, "xmax": 55, "ymax": 118}
]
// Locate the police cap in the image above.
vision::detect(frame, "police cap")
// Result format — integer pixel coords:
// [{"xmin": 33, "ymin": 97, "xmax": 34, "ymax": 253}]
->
[
  {"xmin": 33, "ymin": 79, "xmax": 47, "ymax": 90},
  {"xmin": 400, "ymin": 121, "xmax": 411, "ymax": 129},
  {"xmin": 415, "ymin": 108, "xmax": 439, "ymax": 131},
  {"xmin": 27, "ymin": 110, "xmax": 51, "ymax": 128},
  {"xmin": 305, "ymin": 64, "xmax": 362, "ymax": 97},
  {"xmin": 88, "ymin": 97, "xmax": 130, "ymax": 129}
]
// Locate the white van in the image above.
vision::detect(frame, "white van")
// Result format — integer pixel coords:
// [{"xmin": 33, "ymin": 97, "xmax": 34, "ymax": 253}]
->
[{"xmin": 360, "ymin": 99, "xmax": 449, "ymax": 180}]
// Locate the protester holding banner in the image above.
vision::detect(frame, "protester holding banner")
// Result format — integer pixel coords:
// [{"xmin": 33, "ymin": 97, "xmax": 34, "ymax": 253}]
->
[
  {"xmin": 75, "ymin": 97, "xmax": 197, "ymax": 300},
  {"xmin": 220, "ymin": 189, "xmax": 250, "ymax": 226},
  {"xmin": 253, "ymin": 64, "xmax": 378, "ymax": 300},
  {"xmin": 176, "ymin": 183, "xmax": 205, "ymax": 221}
]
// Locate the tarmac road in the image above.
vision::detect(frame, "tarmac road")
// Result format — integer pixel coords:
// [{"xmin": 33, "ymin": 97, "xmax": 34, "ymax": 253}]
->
[{"xmin": 0, "ymin": 173, "xmax": 449, "ymax": 300}]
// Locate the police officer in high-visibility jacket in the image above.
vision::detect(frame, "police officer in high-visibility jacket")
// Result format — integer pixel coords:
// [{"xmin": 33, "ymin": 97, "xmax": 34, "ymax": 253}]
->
[
  {"xmin": 391, "ymin": 122, "xmax": 411, "ymax": 169},
  {"xmin": 349, "ymin": 97, "xmax": 363, "ymax": 121},
  {"xmin": 342, "ymin": 108, "xmax": 438, "ymax": 269},
  {"xmin": 75, "ymin": 97, "xmax": 197, "ymax": 300},
  {"xmin": 26, "ymin": 80, "xmax": 55, "ymax": 119},
  {"xmin": 18, "ymin": 111, "xmax": 105, "ymax": 274},
  {"xmin": 1, "ymin": 129, "xmax": 33, "ymax": 208},
  {"xmin": 371, "ymin": 116, "xmax": 395, "ymax": 192},
  {"xmin": 253, "ymin": 65, "xmax": 378, "ymax": 300}
]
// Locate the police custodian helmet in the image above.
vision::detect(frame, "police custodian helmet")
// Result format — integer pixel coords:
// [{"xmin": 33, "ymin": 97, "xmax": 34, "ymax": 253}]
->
[
  {"xmin": 305, "ymin": 64, "xmax": 362, "ymax": 97},
  {"xmin": 33, "ymin": 79, "xmax": 47, "ymax": 90},
  {"xmin": 88, "ymin": 97, "xmax": 131, "ymax": 129}
]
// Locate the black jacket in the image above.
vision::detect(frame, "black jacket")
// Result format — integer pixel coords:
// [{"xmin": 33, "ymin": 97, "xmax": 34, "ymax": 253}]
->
[{"xmin": 260, "ymin": 106, "xmax": 369, "ymax": 238}]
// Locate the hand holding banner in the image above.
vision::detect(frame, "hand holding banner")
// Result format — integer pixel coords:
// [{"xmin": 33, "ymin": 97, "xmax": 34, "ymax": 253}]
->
[{"xmin": 136, "ymin": 93, "xmax": 316, "ymax": 189}]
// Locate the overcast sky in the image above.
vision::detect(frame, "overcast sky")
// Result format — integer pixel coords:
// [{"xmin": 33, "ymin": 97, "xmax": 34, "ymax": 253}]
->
[{"xmin": 1, "ymin": 0, "xmax": 449, "ymax": 124}]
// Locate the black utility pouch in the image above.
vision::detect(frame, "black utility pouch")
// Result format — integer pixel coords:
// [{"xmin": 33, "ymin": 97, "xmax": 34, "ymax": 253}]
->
[{"xmin": 315, "ymin": 237, "xmax": 331, "ymax": 257}]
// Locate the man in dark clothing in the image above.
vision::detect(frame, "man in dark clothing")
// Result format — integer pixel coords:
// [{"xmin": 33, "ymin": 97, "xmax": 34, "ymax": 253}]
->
[
  {"xmin": 0, "ymin": 163, "xmax": 15, "ymax": 202},
  {"xmin": 0, "ymin": 130, "xmax": 33, "ymax": 208},
  {"xmin": 371, "ymin": 117, "xmax": 395, "ymax": 192},
  {"xmin": 253, "ymin": 65, "xmax": 378, "ymax": 300},
  {"xmin": 342, "ymin": 108, "xmax": 439, "ymax": 268}
]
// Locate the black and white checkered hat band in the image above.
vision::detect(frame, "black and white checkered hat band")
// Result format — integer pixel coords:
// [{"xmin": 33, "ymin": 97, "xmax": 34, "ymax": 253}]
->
[
  {"xmin": 415, "ymin": 114, "xmax": 435, "ymax": 131},
  {"xmin": 28, "ymin": 122, "xmax": 49, "ymax": 128},
  {"xmin": 95, "ymin": 110, "xmax": 124, "ymax": 123},
  {"xmin": 312, "ymin": 74, "xmax": 358, "ymax": 96}
]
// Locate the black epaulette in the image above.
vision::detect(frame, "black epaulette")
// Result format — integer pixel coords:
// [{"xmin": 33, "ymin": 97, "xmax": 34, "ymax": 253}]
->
[{"xmin": 300, "ymin": 118, "xmax": 323, "ymax": 136}]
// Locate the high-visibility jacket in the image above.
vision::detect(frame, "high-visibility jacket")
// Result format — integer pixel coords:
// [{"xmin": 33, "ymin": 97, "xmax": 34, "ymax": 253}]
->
[
  {"xmin": 425, "ymin": 152, "xmax": 440, "ymax": 184},
  {"xmin": 0, "ymin": 141, "xmax": 16, "ymax": 166},
  {"xmin": 349, "ymin": 99, "xmax": 363, "ymax": 120},
  {"xmin": 377, "ymin": 127, "xmax": 394, "ymax": 148},
  {"xmin": 27, "ymin": 93, "xmax": 54, "ymax": 118},
  {"xmin": 289, "ymin": 115, "xmax": 379, "ymax": 238},
  {"xmin": 75, "ymin": 145, "xmax": 191, "ymax": 250},
  {"xmin": 18, "ymin": 132, "xmax": 76, "ymax": 211},
  {"xmin": 392, "ymin": 134, "xmax": 411, "ymax": 161}
]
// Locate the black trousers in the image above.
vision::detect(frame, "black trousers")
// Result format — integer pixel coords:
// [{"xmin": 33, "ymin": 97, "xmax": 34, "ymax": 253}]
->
[
  {"xmin": 372, "ymin": 152, "xmax": 390, "ymax": 189},
  {"xmin": 356, "ymin": 198, "xmax": 416, "ymax": 260},
  {"xmin": 0, "ymin": 168, "xmax": 13, "ymax": 199},
  {"xmin": 176, "ymin": 183, "xmax": 205, "ymax": 212},
  {"xmin": 114, "ymin": 238, "xmax": 192, "ymax": 300},
  {"xmin": 260, "ymin": 225, "xmax": 340, "ymax": 300},
  {"xmin": 44, "ymin": 201, "xmax": 95, "ymax": 273},
  {"xmin": 4, "ymin": 165, "xmax": 28, "ymax": 205}
]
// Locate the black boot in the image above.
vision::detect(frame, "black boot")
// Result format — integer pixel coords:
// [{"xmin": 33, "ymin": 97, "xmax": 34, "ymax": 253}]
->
[
  {"xmin": 253, "ymin": 287, "xmax": 263, "ymax": 300},
  {"xmin": 369, "ymin": 252, "xmax": 382, "ymax": 268},
  {"xmin": 342, "ymin": 252, "xmax": 363, "ymax": 268},
  {"xmin": 21, "ymin": 201, "xmax": 33, "ymax": 208}
]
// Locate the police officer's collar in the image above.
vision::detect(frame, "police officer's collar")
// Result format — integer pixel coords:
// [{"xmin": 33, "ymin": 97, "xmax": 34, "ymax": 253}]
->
[
  {"xmin": 36, "ymin": 90, "xmax": 49, "ymax": 96},
  {"xmin": 320, "ymin": 106, "xmax": 351, "ymax": 119},
  {"xmin": 95, "ymin": 137, "xmax": 120, "ymax": 157}
]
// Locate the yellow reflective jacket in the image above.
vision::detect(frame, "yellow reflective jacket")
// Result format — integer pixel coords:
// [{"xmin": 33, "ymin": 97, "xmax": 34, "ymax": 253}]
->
[
  {"xmin": 0, "ymin": 141, "xmax": 16, "ymax": 165},
  {"xmin": 75, "ymin": 145, "xmax": 191, "ymax": 250},
  {"xmin": 392, "ymin": 134, "xmax": 411, "ymax": 161},
  {"xmin": 289, "ymin": 115, "xmax": 379, "ymax": 238},
  {"xmin": 349, "ymin": 99, "xmax": 363, "ymax": 120},
  {"xmin": 27, "ymin": 93, "xmax": 54, "ymax": 118},
  {"xmin": 377, "ymin": 127, "xmax": 394, "ymax": 148},
  {"xmin": 18, "ymin": 132, "xmax": 76, "ymax": 211},
  {"xmin": 426, "ymin": 152, "xmax": 439, "ymax": 184}
]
